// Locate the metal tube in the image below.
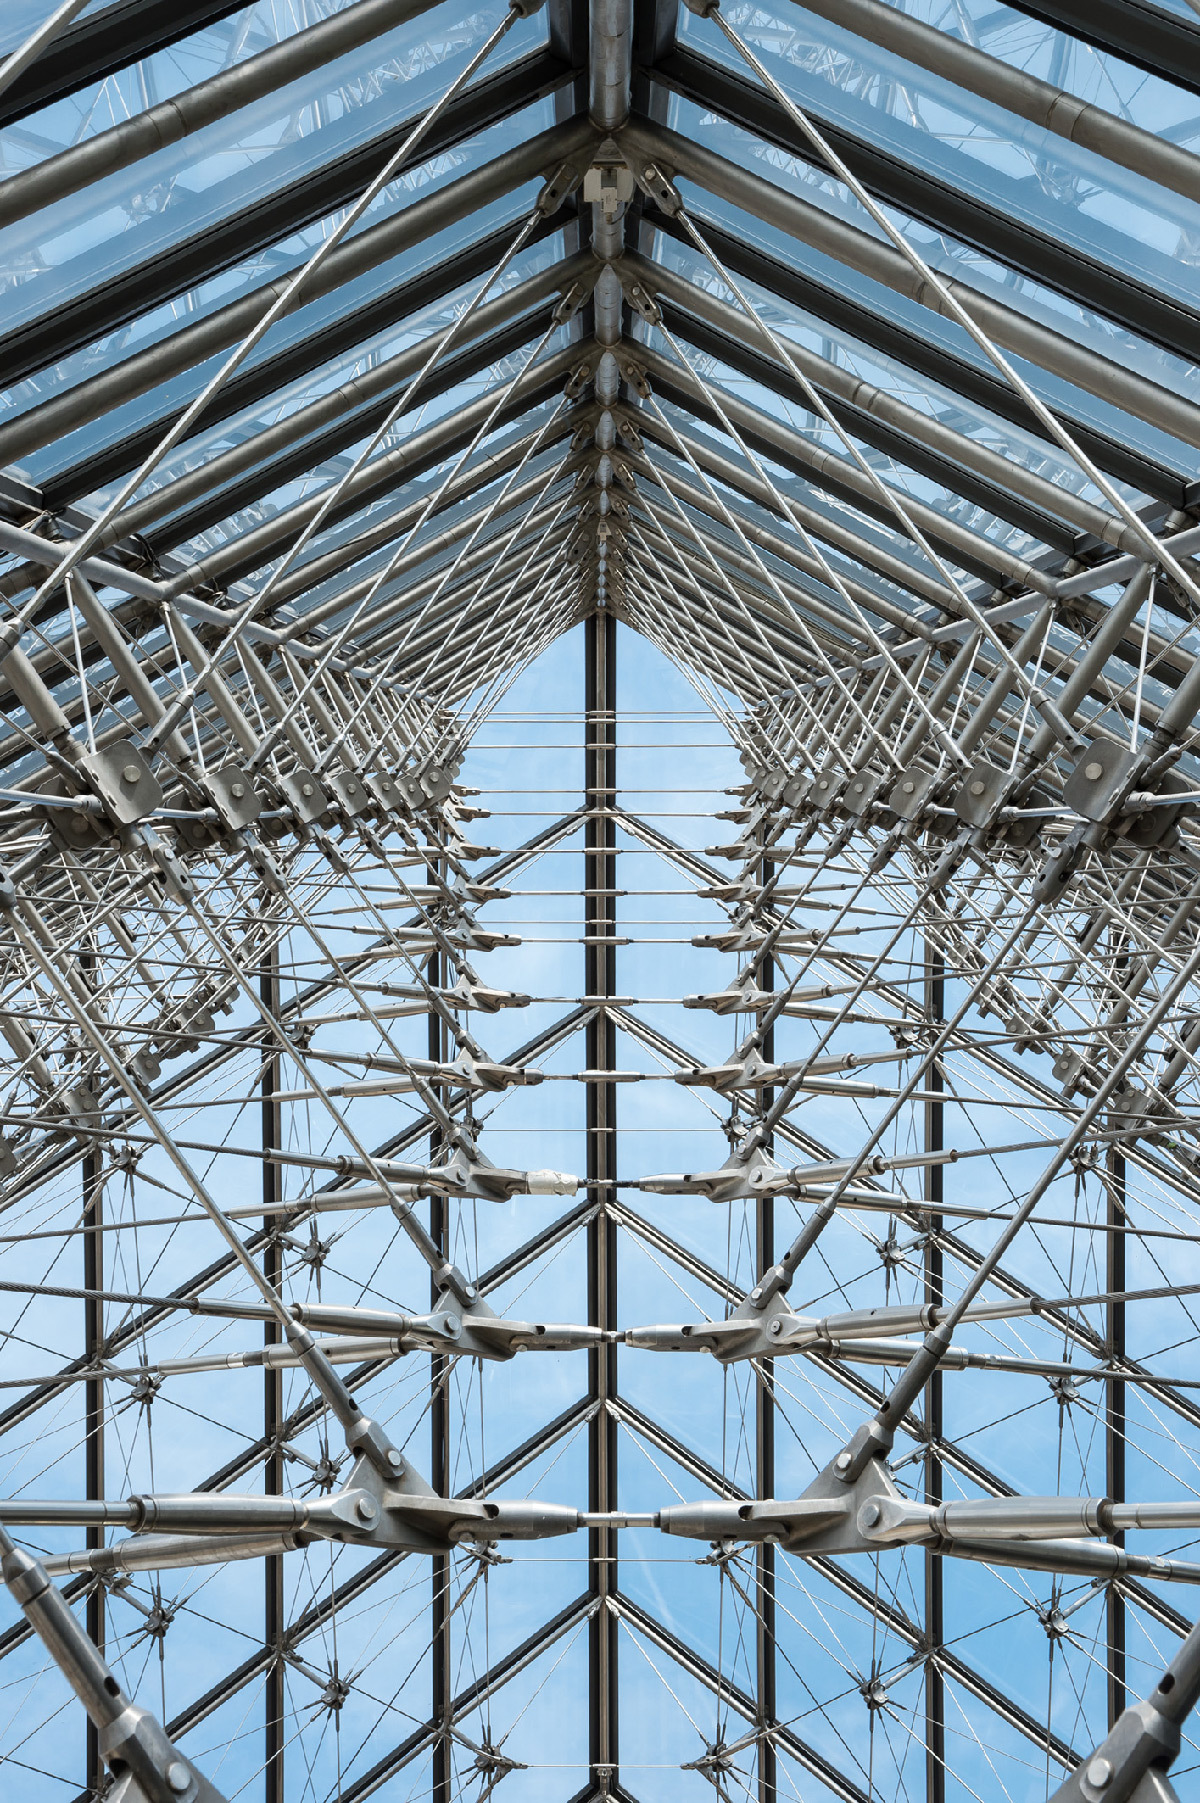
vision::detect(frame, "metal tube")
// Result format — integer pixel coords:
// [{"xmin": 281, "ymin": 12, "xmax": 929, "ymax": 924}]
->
[
  {"xmin": 0, "ymin": 118, "xmax": 596, "ymax": 467},
  {"xmin": 166, "ymin": 609, "xmax": 263, "ymax": 760},
  {"xmin": 162, "ymin": 344, "xmax": 581, "ymax": 594},
  {"xmin": 638, "ymin": 343, "xmax": 1057, "ymax": 594},
  {"xmin": 0, "ymin": 0, "xmax": 90, "ymax": 104},
  {"xmin": 798, "ymin": 0, "xmax": 1200, "ymax": 208},
  {"xmin": 639, "ymin": 255, "xmax": 1141, "ymax": 554},
  {"xmin": 621, "ymin": 119, "xmax": 1200, "ymax": 454},
  {"xmin": 110, "ymin": 262, "xmax": 587, "ymax": 545},
  {"xmin": 0, "ymin": 0, "xmax": 448, "ymax": 229},
  {"xmin": 68, "ymin": 573, "xmax": 193, "ymax": 764}
]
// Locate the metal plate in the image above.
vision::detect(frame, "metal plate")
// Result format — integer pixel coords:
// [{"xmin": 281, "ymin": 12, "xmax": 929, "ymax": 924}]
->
[
  {"xmin": 79, "ymin": 742, "xmax": 162, "ymax": 825},
  {"xmin": 1063, "ymin": 738, "xmax": 1139, "ymax": 822}
]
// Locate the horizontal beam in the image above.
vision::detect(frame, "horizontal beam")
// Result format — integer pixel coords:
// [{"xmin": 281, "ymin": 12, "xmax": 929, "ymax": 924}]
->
[
  {"xmin": 635, "ymin": 256, "xmax": 1144, "ymax": 556},
  {"xmin": 142, "ymin": 308, "xmax": 566, "ymax": 558},
  {"xmin": 158, "ymin": 344, "xmax": 584, "ymax": 591},
  {"xmin": 644, "ymin": 211, "xmax": 1186, "ymax": 506},
  {"xmin": 778, "ymin": 0, "xmax": 1200, "ymax": 206},
  {"xmin": 999, "ymin": 0, "xmax": 1200, "ymax": 100}
]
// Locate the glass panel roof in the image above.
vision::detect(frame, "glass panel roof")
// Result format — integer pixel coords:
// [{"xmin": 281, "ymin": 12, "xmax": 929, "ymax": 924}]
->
[{"xmin": 3, "ymin": 1, "xmax": 1200, "ymax": 1801}]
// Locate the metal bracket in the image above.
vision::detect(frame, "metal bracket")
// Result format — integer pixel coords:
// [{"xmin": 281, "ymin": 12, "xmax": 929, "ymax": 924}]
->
[
  {"xmin": 953, "ymin": 758, "xmax": 1010, "ymax": 828},
  {"xmin": 79, "ymin": 742, "xmax": 162, "ymax": 826},
  {"xmin": 200, "ymin": 764, "xmax": 263, "ymax": 831},
  {"xmin": 327, "ymin": 770, "xmax": 371, "ymax": 817},
  {"xmin": 1064, "ymin": 739, "xmax": 1140, "ymax": 823},
  {"xmin": 886, "ymin": 764, "xmax": 942, "ymax": 820},
  {"xmin": 276, "ymin": 766, "xmax": 331, "ymax": 824}
]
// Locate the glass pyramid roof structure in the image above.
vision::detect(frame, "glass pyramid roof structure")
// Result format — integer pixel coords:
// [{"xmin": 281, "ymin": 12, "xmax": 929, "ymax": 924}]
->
[{"xmin": 3, "ymin": 0, "xmax": 1200, "ymax": 1799}]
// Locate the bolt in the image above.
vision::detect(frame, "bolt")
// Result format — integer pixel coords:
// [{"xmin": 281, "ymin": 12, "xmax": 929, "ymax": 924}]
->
[
  {"xmin": 347, "ymin": 781, "xmax": 358, "ymax": 794},
  {"xmin": 167, "ymin": 1762, "xmax": 190, "ymax": 1792},
  {"xmin": 121, "ymin": 764, "xmax": 140, "ymax": 785},
  {"xmin": 442, "ymin": 1314, "xmax": 461, "ymax": 1337},
  {"xmin": 902, "ymin": 780, "xmax": 914, "ymax": 794},
  {"xmin": 387, "ymin": 1448, "xmax": 404, "ymax": 1471},
  {"xmin": 1084, "ymin": 761, "xmax": 1104, "ymax": 781},
  {"xmin": 1086, "ymin": 1757, "xmax": 1112, "ymax": 1789},
  {"xmin": 969, "ymin": 779, "xmax": 986, "ymax": 796},
  {"xmin": 231, "ymin": 782, "xmax": 245, "ymax": 799},
  {"xmin": 356, "ymin": 1495, "xmax": 379, "ymax": 1523},
  {"xmin": 767, "ymin": 1317, "xmax": 783, "ymax": 1337},
  {"xmin": 301, "ymin": 782, "xmax": 314, "ymax": 797},
  {"xmin": 836, "ymin": 1451, "xmax": 853, "ymax": 1472},
  {"xmin": 859, "ymin": 1500, "xmax": 881, "ymax": 1527}
]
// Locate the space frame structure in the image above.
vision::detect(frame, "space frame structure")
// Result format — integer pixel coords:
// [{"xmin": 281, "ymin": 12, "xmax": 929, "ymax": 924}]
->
[{"xmin": 5, "ymin": 0, "xmax": 1200, "ymax": 1798}]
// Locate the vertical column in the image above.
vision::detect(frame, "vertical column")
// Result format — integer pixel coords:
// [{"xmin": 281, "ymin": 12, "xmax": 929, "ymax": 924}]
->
[
  {"xmin": 586, "ymin": 610, "xmax": 618, "ymax": 1795},
  {"xmin": 923, "ymin": 939, "xmax": 945, "ymax": 1803},
  {"xmin": 755, "ymin": 857, "xmax": 776, "ymax": 1803},
  {"xmin": 80, "ymin": 943, "xmax": 104, "ymax": 1798},
  {"xmin": 262, "ymin": 947, "xmax": 285, "ymax": 1803},
  {"xmin": 83, "ymin": 1140, "xmax": 103, "ymax": 1798},
  {"xmin": 1106, "ymin": 1145, "xmax": 1126, "ymax": 1726},
  {"xmin": 429, "ymin": 913, "xmax": 452, "ymax": 1803}
]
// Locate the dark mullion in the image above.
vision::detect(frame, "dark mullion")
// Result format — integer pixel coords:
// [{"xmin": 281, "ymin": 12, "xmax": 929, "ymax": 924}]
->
[
  {"xmin": 638, "ymin": 364, "xmax": 1019, "ymax": 592},
  {"xmin": 1107, "ymin": 1145, "xmax": 1127, "ymax": 1726},
  {"xmin": 261, "ymin": 946, "xmax": 284, "ymax": 1803},
  {"xmin": 143, "ymin": 312, "xmax": 549, "ymax": 559},
  {"xmin": 756, "ymin": 856, "xmax": 777, "ymax": 1803},
  {"xmin": 659, "ymin": 302, "xmax": 1082, "ymax": 555},
  {"xmin": 179, "ymin": 353, "xmax": 575, "ymax": 591},
  {"xmin": 41, "ymin": 221, "xmax": 560, "ymax": 512},
  {"xmin": 0, "ymin": 0, "xmax": 249, "ymax": 128},
  {"xmin": 428, "ymin": 909, "xmax": 452, "ymax": 1803},
  {"xmin": 998, "ymin": 0, "xmax": 1200, "ymax": 100},
  {"xmin": 83, "ymin": 1131, "xmax": 103, "ymax": 1799},
  {"xmin": 924, "ymin": 941, "xmax": 945, "ymax": 1803},
  {"xmin": 586, "ymin": 609, "xmax": 619, "ymax": 1793}
]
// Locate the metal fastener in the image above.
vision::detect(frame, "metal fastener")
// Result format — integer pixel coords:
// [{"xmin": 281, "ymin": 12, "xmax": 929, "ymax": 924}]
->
[
  {"xmin": 1084, "ymin": 762, "xmax": 1104, "ymax": 781},
  {"xmin": 167, "ymin": 1761, "xmax": 190, "ymax": 1793},
  {"xmin": 231, "ymin": 782, "xmax": 245, "ymax": 799},
  {"xmin": 969, "ymin": 780, "xmax": 986, "ymax": 796},
  {"xmin": 122, "ymin": 764, "xmax": 140, "ymax": 785},
  {"xmin": 1086, "ymin": 1757, "xmax": 1112, "ymax": 1789}
]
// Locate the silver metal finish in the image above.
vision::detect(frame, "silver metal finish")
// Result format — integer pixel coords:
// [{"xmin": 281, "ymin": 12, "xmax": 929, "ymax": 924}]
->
[{"xmin": 3, "ymin": 0, "xmax": 1200, "ymax": 1795}]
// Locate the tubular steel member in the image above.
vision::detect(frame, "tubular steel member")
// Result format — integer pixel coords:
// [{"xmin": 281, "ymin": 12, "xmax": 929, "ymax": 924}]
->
[
  {"xmin": 1049, "ymin": 1611, "xmax": 1200, "ymax": 1803},
  {"xmin": 0, "ymin": 1521, "xmax": 228, "ymax": 1802}
]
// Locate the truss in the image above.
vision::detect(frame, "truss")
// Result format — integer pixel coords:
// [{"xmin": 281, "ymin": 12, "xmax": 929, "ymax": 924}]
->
[{"xmin": 2, "ymin": 0, "xmax": 1200, "ymax": 1798}]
